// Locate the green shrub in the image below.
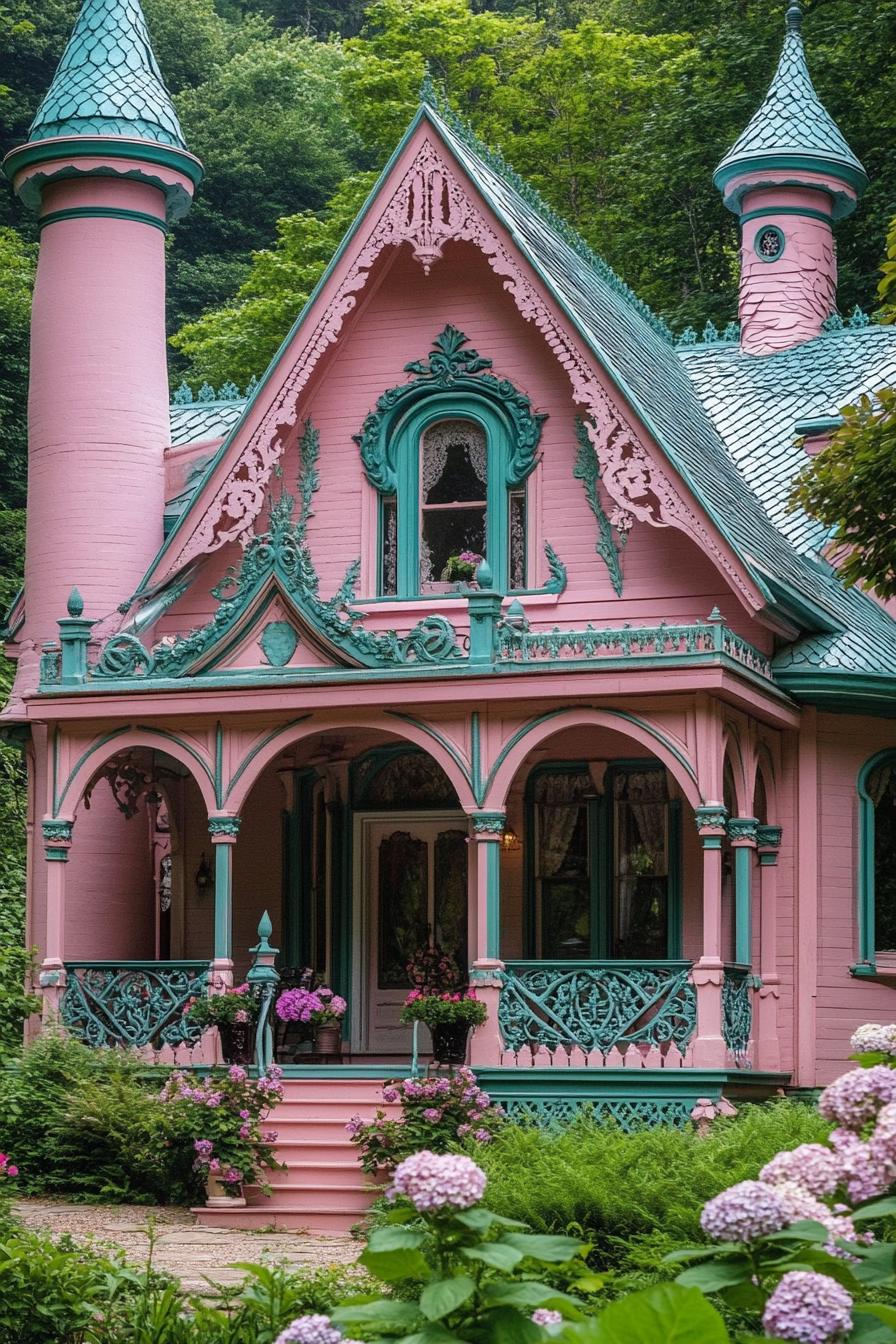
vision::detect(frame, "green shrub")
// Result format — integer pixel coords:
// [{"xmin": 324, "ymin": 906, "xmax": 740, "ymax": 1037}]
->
[
  {"xmin": 0, "ymin": 1033, "xmax": 194, "ymax": 1203},
  {"xmin": 471, "ymin": 1101, "xmax": 830, "ymax": 1277}
]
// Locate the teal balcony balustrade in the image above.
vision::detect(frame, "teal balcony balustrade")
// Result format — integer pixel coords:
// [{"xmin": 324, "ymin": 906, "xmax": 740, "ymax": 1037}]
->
[
  {"xmin": 497, "ymin": 960, "xmax": 697, "ymax": 1063},
  {"xmin": 721, "ymin": 965, "xmax": 755, "ymax": 1065},
  {"xmin": 60, "ymin": 960, "xmax": 211, "ymax": 1050}
]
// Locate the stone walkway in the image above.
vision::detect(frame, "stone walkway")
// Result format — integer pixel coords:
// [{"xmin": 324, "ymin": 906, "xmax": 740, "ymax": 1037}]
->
[{"xmin": 14, "ymin": 1198, "xmax": 360, "ymax": 1296}]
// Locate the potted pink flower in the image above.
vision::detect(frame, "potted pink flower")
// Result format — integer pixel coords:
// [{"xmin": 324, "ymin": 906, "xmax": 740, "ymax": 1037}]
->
[
  {"xmin": 186, "ymin": 983, "xmax": 257, "ymax": 1064},
  {"xmin": 275, "ymin": 984, "xmax": 347, "ymax": 1056},
  {"xmin": 443, "ymin": 550, "xmax": 483, "ymax": 584}
]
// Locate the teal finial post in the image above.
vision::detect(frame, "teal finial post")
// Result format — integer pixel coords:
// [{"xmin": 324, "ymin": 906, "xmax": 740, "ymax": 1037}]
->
[
  {"xmin": 467, "ymin": 562, "xmax": 500, "ymax": 666},
  {"xmin": 785, "ymin": 2, "xmax": 802, "ymax": 32},
  {"xmin": 247, "ymin": 911, "xmax": 280, "ymax": 1072},
  {"xmin": 58, "ymin": 588, "xmax": 93, "ymax": 683}
]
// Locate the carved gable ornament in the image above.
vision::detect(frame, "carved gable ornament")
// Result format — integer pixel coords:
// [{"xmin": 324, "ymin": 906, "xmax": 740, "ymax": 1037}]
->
[
  {"xmin": 156, "ymin": 127, "xmax": 759, "ymax": 611},
  {"xmin": 355, "ymin": 325, "xmax": 546, "ymax": 494}
]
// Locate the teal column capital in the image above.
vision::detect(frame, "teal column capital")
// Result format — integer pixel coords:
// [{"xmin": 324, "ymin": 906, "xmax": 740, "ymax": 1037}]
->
[
  {"xmin": 209, "ymin": 815, "xmax": 241, "ymax": 843},
  {"xmin": 42, "ymin": 818, "xmax": 74, "ymax": 861},
  {"xmin": 757, "ymin": 824, "xmax": 783, "ymax": 861},
  {"xmin": 471, "ymin": 811, "xmax": 506, "ymax": 838},
  {"xmin": 728, "ymin": 816, "xmax": 759, "ymax": 845},
  {"xmin": 695, "ymin": 804, "xmax": 727, "ymax": 845}
]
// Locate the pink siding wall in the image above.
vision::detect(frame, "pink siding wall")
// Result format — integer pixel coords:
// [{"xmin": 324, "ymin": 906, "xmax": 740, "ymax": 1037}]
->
[
  {"xmin": 157, "ymin": 240, "xmax": 771, "ymax": 654},
  {"xmin": 66, "ymin": 789, "xmax": 155, "ymax": 960},
  {"xmin": 814, "ymin": 715, "xmax": 896, "ymax": 1084}
]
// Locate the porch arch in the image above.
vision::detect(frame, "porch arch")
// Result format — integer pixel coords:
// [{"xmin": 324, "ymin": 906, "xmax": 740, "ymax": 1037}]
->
[
  {"xmin": 225, "ymin": 714, "xmax": 475, "ymax": 814},
  {"xmin": 54, "ymin": 726, "xmax": 218, "ymax": 819},
  {"xmin": 481, "ymin": 707, "xmax": 702, "ymax": 812},
  {"xmin": 722, "ymin": 722, "xmax": 749, "ymax": 817}
]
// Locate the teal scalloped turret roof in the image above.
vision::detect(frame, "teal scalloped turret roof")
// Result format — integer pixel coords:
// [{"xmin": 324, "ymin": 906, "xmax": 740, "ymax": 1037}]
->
[
  {"xmin": 714, "ymin": 3, "xmax": 866, "ymax": 209},
  {"xmin": 28, "ymin": 0, "xmax": 186, "ymax": 149}
]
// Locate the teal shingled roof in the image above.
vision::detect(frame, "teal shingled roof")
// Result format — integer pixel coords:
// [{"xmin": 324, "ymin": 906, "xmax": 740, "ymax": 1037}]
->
[
  {"xmin": 29, "ymin": 0, "xmax": 186, "ymax": 149},
  {"xmin": 714, "ymin": 4, "xmax": 866, "ymax": 205}
]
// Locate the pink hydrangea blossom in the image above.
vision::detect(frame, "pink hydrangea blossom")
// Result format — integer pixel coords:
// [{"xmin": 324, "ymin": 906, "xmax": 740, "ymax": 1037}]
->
[
  {"xmin": 423, "ymin": 1108, "xmax": 442, "ymax": 1121},
  {"xmin": 831, "ymin": 1130, "xmax": 889, "ymax": 1203},
  {"xmin": 700, "ymin": 1180, "xmax": 789, "ymax": 1242},
  {"xmin": 228, "ymin": 1065, "xmax": 247, "ymax": 1082},
  {"xmin": 531, "ymin": 1308, "xmax": 563, "ymax": 1325},
  {"xmin": 388, "ymin": 1150, "xmax": 486, "ymax": 1212},
  {"xmin": 6, "ymin": 1166, "xmax": 18, "ymax": 1177},
  {"xmin": 762, "ymin": 1271, "xmax": 853, "ymax": 1343},
  {"xmin": 850, "ymin": 1023, "xmax": 896, "ymax": 1055},
  {"xmin": 773, "ymin": 1180, "xmax": 858, "ymax": 1249},
  {"xmin": 818, "ymin": 1066, "xmax": 896, "ymax": 1131},
  {"xmin": 274, "ymin": 1314, "xmax": 343, "ymax": 1344},
  {"xmin": 760, "ymin": 1144, "xmax": 841, "ymax": 1198}
]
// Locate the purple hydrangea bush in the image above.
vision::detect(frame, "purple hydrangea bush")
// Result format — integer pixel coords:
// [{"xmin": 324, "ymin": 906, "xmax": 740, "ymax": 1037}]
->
[
  {"xmin": 346, "ymin": 1068, "xmax": 504, "ymax": 1173},
  {"xmin": 159, "ymin": 1063, "xmax": 284, "ymax": 1196}
]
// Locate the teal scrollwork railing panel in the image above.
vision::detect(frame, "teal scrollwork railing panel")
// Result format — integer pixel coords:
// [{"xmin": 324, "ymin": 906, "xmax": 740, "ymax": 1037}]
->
[
  {"xmin": 498, "ymin": 961, "xmax": 696, "ymax": 1055},
  {"xmin": 61, "ymin": 961, "xmax": 211, "ymax": 1050},
  {"xmin": 722, "ymin": 968, "xmax": 753, "ymax": 1065}
]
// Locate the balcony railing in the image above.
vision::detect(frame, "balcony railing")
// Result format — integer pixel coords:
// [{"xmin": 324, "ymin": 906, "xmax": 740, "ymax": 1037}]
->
[
  {"xmin": 497, "ymin": 960, "xmax": 697, "ymax": 1066},
  {"xmin": 721, "ymin": 966, "xmax": 754, "ymax": 1067},
  {"xmin": 60, "ymin": 960, "xmax": 211, "ymax": 1051}
]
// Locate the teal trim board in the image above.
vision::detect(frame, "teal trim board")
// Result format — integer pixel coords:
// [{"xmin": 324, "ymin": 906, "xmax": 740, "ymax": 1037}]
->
[{"xmin": 38, "ymin": 206, "xmax": 168, "ymax": 234}]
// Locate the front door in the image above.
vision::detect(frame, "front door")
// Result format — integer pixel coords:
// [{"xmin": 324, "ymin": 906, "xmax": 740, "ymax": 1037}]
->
[{"xmin": 358, "ymin": 813, "xmax": 468, "ymax": 1054}]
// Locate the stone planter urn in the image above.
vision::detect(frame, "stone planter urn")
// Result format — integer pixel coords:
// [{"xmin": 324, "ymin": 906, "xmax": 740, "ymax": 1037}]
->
[
  {"xmin": 430, "ymin": 1022, "xmax": 470, "ymax": 1065},
  {"xmin": 313, "ymin": 1023, "xmax": 342, "ymax": 1057},
  {"xmin": 218, "ymin": 1021, "xmax": 254, "ymax": 1065},
  {"xmin": 205, "ymin": 1173, "xmax": 246, "ymax": 1208}
]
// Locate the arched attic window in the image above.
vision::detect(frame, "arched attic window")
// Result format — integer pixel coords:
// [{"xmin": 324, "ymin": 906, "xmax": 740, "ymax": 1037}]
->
[
  {"xmin": 356, "ymin": 327, "xmax": 543, "ymax": 599},
  {"xmin": 858, "ymin": 752, "xmax": 896, "ymax": 964}
]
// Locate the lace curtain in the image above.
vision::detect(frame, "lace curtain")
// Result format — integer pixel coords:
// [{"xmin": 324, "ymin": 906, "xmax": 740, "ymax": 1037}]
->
[
  {"xmin": 422, "ymin": 420, "xmax": 487, "ymax": 499},
  {"xmin": 537, "ymin": 772, "xmax": 592, "ymax": 877}
]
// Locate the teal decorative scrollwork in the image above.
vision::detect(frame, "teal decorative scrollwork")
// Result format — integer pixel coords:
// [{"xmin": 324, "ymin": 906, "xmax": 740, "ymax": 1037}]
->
[
  {"xmin": 722, "ymin": 968, "xmax": 753, "ymax": 1064},
  {"xmin": 60, "ymin": 961, "xmax": 211, "ymax": 1049},
  {"xmin": 573, "ymin": 418, "xmax": 628, "ymax": 596},
  {"xmin": 92, "ymin": 632, "xmax": 156, "ymax": 680},
  {"xmin": 498, "ymin": 1096, "xmax": 694, "ymax": 1131},
  {"xmin": 355, "ymin": 326, "xmax": 546, "ymax": 493},
  {"xmin": 498, "ymin": 962, "xmax": 697, "ymax": 1055},
  {"xmin": 542, "ymin": 542, "xmax": 567, "ymax": 595}
]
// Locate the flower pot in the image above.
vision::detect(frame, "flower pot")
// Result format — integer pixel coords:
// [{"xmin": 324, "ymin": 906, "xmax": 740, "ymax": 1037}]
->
[
  {"xmin": 430, "ymin": 1022, "xmax": 470, "ymax": 1065},
  {"xmin": 218, "ymin": 1021, "xmax": 254, "ymax": 1065},
  {"xmin": 313, "ymin": 1023, "xmax": 343, "ymax": 1057},
  {"xmin": 205, "ymin": 1173, "xmax": 246, "ymax": 1208}
]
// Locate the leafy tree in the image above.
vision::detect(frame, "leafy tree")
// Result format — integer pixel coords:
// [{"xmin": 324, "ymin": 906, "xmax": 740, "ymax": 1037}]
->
[
  {"xmin": 170, "ymin": 171, "xmax": 377, "ymax": 385},
  {"xmin": 0, "ymin": 228, "xmax": 35, "ymax": 510}
]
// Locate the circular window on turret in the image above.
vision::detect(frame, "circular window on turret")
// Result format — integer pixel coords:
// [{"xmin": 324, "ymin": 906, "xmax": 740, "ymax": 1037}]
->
[{"xmin": 755, "ymin": 225, "xmax": 785, "ymax": 262}]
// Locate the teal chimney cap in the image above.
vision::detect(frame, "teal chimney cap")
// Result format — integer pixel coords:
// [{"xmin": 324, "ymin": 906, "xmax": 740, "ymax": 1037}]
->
[
  {"xmin": 3, "ymin": 0, "xmax": 202, "ymax": 218},
  {"xmin": 714, "ymin": 2, "xmax": 867, "ymax": 218}
]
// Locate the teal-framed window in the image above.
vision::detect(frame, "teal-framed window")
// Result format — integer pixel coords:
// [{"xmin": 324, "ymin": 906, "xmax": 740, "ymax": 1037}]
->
[
  {"xmin": 378, "ymin": 394, "xmax": 529, "ymax": 597},
  {"xmin": 857, "ymin": 750, "xmax": 896, "ymax": 965},
  {"xmin": 523, "ymin": 760, "xmax": 682, "ymax": 960},
  {"xmin": 281, "ymin": 768, "xmax": 329, "ymax": 973}
]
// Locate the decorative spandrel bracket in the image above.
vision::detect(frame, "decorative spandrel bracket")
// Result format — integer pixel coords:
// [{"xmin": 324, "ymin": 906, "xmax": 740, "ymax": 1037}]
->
[
  {"xmin": 355, "ymin": 325, "xmax": 546, "ymax": 495},
  {"xmin": 573, "ymin": 417, "xmax": 630, "ymax": 596}
]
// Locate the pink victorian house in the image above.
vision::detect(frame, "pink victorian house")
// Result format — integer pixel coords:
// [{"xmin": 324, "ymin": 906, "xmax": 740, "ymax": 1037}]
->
[{"xmin": 3, "ymin": 0, "xmax": 896, "ymax": 1227}]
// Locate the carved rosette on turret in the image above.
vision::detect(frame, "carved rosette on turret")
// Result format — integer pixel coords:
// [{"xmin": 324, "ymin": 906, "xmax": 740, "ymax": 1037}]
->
[{"xmin": 713, "ymin": 3, "xmax": 867, "ymax": 354}]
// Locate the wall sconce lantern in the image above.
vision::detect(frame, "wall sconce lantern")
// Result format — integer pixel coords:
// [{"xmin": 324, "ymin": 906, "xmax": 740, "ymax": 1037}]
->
[
  {"xmin": 195, "ymin": 852, "xmax": 213, "ymax": 897},
  {"xmin": 501, "ymin": 827, "xmax": 521, "ymax": 852}
]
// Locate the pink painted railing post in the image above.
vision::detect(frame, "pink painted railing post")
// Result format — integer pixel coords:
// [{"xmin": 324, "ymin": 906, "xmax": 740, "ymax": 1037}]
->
[
  {"xmin": 469, "ymin": 811, "xmax": 505, "ymax": 1067},
  {"xmin": 692, "ymin": 805, "xmax": 728, "ymax": 1068},
  {"xmin": 756, "ymin": 825, "xmax": 783, "ymax": 1071},
  {"xmin": 39, "ymin": 818, "xmax": 74, "ymax": 1023}
]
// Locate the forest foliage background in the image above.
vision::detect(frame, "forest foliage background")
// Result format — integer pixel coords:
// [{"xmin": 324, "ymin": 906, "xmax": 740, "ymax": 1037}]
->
[{"xmin": 0, "ymin": 0, "xmax": 894, "ymax": 982}]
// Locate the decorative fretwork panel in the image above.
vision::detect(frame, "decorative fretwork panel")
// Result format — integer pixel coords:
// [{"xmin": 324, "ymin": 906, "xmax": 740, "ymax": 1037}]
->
[
  {"xmin": 61, "ymin": 962, "xmax": 211, "ymax": 1050},
  {"xmin": 499, "ymin": 1096, "xmax": 694, "ymax": 1131},
  {"xmin": 498, "ymin": 962, "xmax": 696, "ymax": 1056},
  {"xmin": 722, "ymin": 968, "xmax": 753, "ymax": 1066}
]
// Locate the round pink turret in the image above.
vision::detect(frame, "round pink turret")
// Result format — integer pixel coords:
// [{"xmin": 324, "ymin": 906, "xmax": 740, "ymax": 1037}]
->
[
  {"xmin": 714, "ymin": 3, "xmax": 867, "ymax": 355},
  {"xmin": 2, "ymin": 0, "xmax": 202, "ymax": 670}
]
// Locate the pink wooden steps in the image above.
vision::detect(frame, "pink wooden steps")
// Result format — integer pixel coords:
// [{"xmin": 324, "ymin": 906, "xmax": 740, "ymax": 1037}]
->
[{"xmin": 193, "ymin": 1077, "xmax": 397, "ymax": 1234}]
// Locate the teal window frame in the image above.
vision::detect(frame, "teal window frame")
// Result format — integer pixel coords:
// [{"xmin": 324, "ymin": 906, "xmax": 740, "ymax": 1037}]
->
[
  {"xmin": 754, "ymin": 224, "xmax": 785, "ymax": 262},
  {"xmin": 523, "ymin": 759, "xmax": 682, "ymax": 960},
  {"xmin": 381, "ymin": 392, "xmax": 527, "ymax": 597},
  {"xmin": 856, "ymin": 749, "xmax": 896, "ymax": 968}
]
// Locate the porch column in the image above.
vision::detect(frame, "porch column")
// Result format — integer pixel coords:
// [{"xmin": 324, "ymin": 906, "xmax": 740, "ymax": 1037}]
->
[
  {"xmin": 469, "ymin": 811, "xmax": 505, "ymax": 1068},
  {"xmin": 728, "ymin": 818, "xmax": 758, "ymax": 966},
  {"xmin": 39, "ymin": 818, "xmax": 74, "ymax": 1021},
  {"xmin": 209, "ymin": 815, "xmax": 240, "ymax": 988},
  {"xmin": 692, "ymin": 805, "xmax": 727, "ymax": 1068},
  {"xmin": 755, "ymin": 825, "xmax": 783, "ymax": 1071}
]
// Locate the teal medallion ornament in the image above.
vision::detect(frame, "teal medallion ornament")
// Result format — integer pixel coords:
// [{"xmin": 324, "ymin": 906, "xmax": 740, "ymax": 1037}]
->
[{"xmin": 260, "ymin": 621, "xmax": 299, "ymax": 667}]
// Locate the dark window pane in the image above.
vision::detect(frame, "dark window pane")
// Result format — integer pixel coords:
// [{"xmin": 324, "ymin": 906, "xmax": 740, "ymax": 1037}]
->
[
  {"xmin": 509, "ymin": 489, "xmax": 526, "ymax": 589},
  {"xmin": 612, "ymin": 770, "xmax": 669, "ymax": 958},
  {"xmin": 358, "ymin": 751, "xmax": 457, "ymax": 809},
  {"xmin": 434, "ymin": 830, "xmax": 468, "ymax": 973},
  {"xmin": 423, "ymin": 421, "xmax": 487, "ymax": 504},
  {"xmin": 535, "ymin": 772, "xmax": 591, "ymax": 958},
  {"xmin": 314, "ymin": 790, "xmax": 327, "ymax": 973},
  {"xmin": 872, "ymin": 763, "xmax": 896, "ymax": 952},
  {"xmin": 381, "ymin": 496, "xmax": 397, "ymax": 596},
  {"xmin": 378, "ymin": 832, "xmax": 428, "ymax": 989},
  {"xmin": 421, "ymin": 506, "xmax": 486, "ymax": 584}
]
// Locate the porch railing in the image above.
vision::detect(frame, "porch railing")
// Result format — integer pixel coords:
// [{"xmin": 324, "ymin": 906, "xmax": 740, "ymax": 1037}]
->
[
  {"xmin": 60, "ymin": 960, "xmax": 211, "ymax": 1051},
  {"xmin": 497, "ymin": 960, "xmax": 697, "ymax": 1065},
  {"xmin": 721, "ymin": 966, "xmax": 754, "ymax": 1067}
]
